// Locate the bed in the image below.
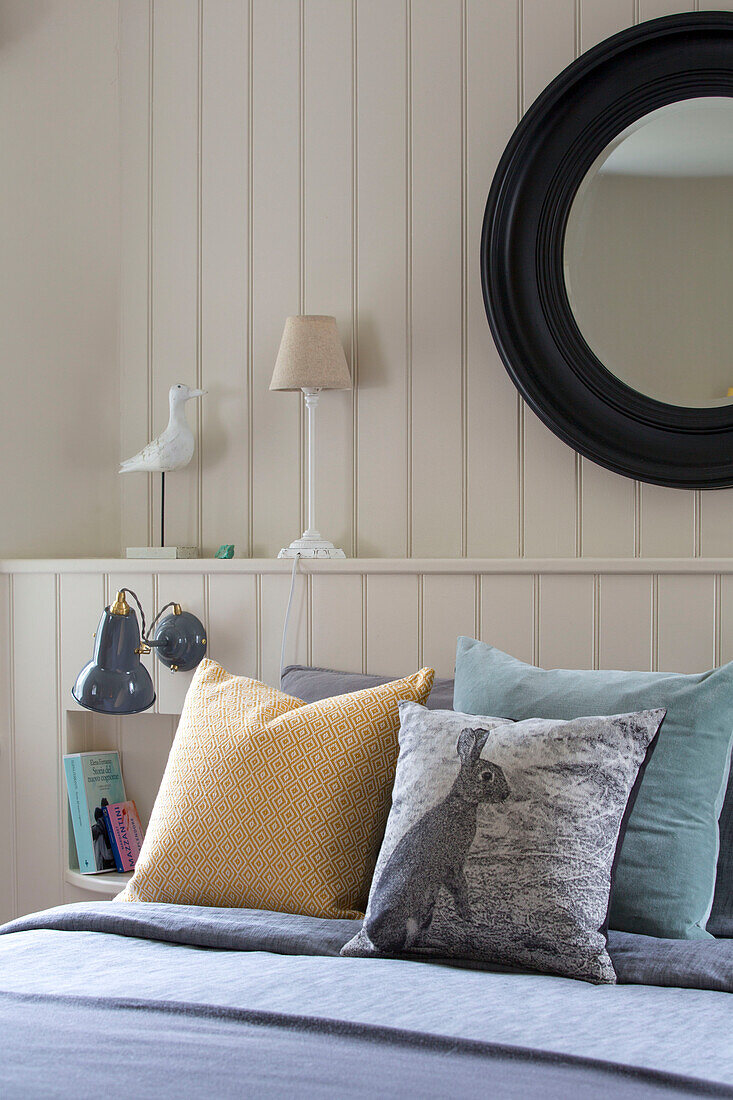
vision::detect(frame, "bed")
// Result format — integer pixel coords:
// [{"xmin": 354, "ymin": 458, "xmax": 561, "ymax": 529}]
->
[
  {"xmin": 1, "ymin": 901, "xmax": 732, "ymax": 1098},
  {"xmin": 3, "ymin": 654, "xmax": 732, "ymax": 1099}
]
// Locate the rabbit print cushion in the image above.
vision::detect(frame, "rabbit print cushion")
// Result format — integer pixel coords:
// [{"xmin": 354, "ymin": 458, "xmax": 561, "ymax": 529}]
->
[{"xmin": 342, "ymin": 702, "xmax": 666, "ymax": 983}]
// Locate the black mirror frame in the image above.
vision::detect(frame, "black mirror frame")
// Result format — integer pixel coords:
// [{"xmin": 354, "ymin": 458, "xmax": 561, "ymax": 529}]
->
[{"xmin": 481, "ymin": 12, "xmax": 733, "ymax": 489}]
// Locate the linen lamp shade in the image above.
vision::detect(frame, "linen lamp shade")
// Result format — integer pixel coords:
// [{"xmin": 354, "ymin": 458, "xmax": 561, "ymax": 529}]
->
[{"xmin": 270, "ymin": 316, "xmax": 351, "ymax": 391}]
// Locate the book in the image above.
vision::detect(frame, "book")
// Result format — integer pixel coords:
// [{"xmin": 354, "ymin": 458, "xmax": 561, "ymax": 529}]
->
[
  {"xmin": 102, "ymin": 801, "xmax": 145, "ymax": 872},
  {"xmin": 64, "ymin": 751, "xmax": 126, "ymax": 873}
]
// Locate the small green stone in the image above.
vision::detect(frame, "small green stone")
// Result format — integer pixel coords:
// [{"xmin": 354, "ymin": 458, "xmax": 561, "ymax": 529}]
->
[{"xmin": 215, "ymin": 544, "xmax": 235, "ymax": 559}]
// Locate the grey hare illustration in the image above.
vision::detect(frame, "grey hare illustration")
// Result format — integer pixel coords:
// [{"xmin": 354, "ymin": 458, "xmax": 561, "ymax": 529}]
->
[{"xmin": 365, "ymin": 727, "xmax": 510, "ymax": 953}]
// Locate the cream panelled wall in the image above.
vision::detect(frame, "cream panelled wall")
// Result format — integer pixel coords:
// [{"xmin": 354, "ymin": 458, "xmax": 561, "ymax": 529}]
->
[
  {"xmin": 119, "ymin": 0, "xmax": 733, "ymax": 560},
  {"xmin": 0, "ymin": 1, "xmax": 120, "ymax": 558}
]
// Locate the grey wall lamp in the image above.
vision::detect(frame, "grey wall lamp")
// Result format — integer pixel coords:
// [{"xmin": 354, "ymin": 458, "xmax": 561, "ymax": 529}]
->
[{"xmin": 72, "ymin": 589, "xmax": 207, "ymax": 715}]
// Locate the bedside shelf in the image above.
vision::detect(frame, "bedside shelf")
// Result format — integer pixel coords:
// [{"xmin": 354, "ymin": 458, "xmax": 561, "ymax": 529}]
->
[
  {"xmin": 62, "ymin": 709, "xmax": 174, "ymax": 902},
  {"xmin": 65, "ymin": 869, "xmax": 132, "ymax": 896}
]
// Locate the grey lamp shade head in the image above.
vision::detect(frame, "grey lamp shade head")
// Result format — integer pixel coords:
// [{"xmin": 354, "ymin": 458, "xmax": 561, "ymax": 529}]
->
[
  {"xmin": 270, "ymin": 315, "xmax": 352, "ymax": 391},
  {"xmin": 72, "ymin": 606, "xmax": 156, "ymax": 715}
]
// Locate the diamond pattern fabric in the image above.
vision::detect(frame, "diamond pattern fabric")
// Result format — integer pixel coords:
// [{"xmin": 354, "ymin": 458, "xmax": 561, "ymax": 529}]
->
[{"xmin": 118, "ymin": 659, "xmax": 434, "ymax": 918}]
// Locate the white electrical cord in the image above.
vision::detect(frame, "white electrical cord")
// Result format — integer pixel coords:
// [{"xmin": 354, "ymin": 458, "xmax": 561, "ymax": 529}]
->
[{"xmin": 280, "ymin": 552, "xmax": 302, "ymax": 684}]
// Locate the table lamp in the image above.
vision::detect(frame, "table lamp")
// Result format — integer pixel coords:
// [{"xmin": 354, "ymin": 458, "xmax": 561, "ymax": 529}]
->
[{"xmin": 270, "ymin": 315, "xmax": 352, "ymax": 558}]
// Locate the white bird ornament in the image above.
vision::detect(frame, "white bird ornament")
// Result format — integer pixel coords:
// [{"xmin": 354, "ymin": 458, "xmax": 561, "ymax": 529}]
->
[
  {"xmin": 120, "ymin": 383, "xmax": 206, "ymax": 551},
  {"xmin": 120, "ymin": 383, "xmax": 206, "ymax": 474}
]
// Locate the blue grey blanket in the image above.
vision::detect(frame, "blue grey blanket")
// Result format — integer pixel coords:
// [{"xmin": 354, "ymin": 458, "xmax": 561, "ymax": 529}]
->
[{"xmin": 1, "ymin": 903, "xmax": 732, "ymax": 1098}]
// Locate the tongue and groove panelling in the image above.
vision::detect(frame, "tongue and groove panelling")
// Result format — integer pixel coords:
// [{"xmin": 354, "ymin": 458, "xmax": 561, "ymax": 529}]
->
[
  {"xmin": 3, "ymin": 557, "xmax": 731, "ymax": 921},
  {"xmin": 118, "ymin": 0, "xmax": 723, "ymax": 563}
]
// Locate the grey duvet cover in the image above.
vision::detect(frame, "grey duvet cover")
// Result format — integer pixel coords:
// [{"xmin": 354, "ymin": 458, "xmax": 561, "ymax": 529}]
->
[{"xmin": 0, "ymin": 902, "xmax": 731, "ymax": 1098}]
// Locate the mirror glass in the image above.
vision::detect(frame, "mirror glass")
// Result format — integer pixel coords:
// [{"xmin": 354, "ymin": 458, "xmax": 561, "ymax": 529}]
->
[{"xmin": 564, "ymin": 97, "xmax": 733, "ymax": 408}]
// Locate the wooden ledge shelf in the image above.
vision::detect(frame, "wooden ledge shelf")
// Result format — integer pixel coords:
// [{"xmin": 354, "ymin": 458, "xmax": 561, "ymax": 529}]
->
[
  {"xmin": 65, "ymin": 869, "xmax": 132, "ymax": 896},
  {"xmin": 4, "ymin": 556, "xmax": 733, "ymax": 575}
]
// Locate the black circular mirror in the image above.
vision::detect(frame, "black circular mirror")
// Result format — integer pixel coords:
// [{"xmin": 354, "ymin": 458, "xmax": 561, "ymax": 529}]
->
[{"xmin": 482, "ymin": 12, "xmax": 733, "ymax": 488}]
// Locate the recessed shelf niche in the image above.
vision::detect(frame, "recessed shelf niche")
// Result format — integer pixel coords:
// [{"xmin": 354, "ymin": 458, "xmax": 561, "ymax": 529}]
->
[{"xmin": 63, "ymin": 709, "xmax": 177, "ymax": 897}]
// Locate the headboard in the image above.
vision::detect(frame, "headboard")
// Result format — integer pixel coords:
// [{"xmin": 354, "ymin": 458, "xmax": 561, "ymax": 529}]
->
[{"xmin": 2, "ymin": 556, "xmax": 731, "ymax": 921}]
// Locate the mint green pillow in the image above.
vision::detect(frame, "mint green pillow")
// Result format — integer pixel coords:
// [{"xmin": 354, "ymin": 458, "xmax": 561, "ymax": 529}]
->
[{"xmin": 453, "ymin": 637, "xmax": 733, "ymax": 940}]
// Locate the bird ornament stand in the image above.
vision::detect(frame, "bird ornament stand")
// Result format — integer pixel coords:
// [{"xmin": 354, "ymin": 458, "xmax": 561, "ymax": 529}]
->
[{"xmin": 121, "ymin": 383, "xmax": 205, "ymax": 559}]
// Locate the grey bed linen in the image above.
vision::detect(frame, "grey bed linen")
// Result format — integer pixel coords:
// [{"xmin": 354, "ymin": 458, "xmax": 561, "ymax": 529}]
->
[
  {"xmin": 6, "ymin": 902, "xmax": 733, "ymax": 990},
  {"xmin": 3, "ymin": 993, "xmax": 729, "ymax": 1100},
  {"xmin": 1, "ymin": 903, "xmax": 732, "ymax": 1096}
]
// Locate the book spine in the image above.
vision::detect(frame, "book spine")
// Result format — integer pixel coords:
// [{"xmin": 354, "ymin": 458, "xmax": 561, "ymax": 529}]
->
[
  {"xmin": 126, "ymin": 801, "xmax": 145, "ymax": 859},
  {"xmin": 64, "ymin": 756, "xmax": 96, "ymax": 874},
  {"xmin": 102, "ymin": 806, "xmax": 125, "ymax": 873}
]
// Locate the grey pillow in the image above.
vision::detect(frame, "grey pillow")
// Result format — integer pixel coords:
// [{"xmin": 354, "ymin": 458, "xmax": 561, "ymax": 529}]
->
[
  {"xmin": 281, "ymin": 665, "xmax": 455, "ymax": 712},
  {"xmin": 342, "ymin": 702, "xmax": 666, "ymax": 983},
  {"xmin": 709, "ymin": 789, "xmax": 733, "ymax": 936}
]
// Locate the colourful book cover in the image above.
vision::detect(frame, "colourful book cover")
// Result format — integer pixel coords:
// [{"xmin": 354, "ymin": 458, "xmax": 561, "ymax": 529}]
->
[
  {"xmin": 64, "ymin": 751, "xmax": 126, "ymax": 873},
  {"xmin": 102, "ymin": 801, "xmax": 145, "ymax": 872}
]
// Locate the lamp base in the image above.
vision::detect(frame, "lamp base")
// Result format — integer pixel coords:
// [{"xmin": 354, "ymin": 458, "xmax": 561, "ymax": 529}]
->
[{"xmin": 278, "ymin": 534, "xmax": 346, "ymax": 559}]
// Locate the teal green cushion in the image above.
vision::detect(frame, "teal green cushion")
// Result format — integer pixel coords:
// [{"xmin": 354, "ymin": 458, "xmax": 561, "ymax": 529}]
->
[{"xmin": 453, "ymin": 637, "xmax": 733, "ymax": 940}]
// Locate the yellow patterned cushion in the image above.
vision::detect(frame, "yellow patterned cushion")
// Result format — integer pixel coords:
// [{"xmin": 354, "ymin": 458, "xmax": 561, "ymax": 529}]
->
[{"xmin": 117, "ymin": 658, "xmax": 434, "ymax": 919}]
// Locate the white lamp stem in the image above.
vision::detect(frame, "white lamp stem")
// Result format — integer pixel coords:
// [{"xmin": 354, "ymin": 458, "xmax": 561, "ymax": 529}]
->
[
  {"xmin": 303, "ymin": 388, "xmax": 320, "ymax": 539},
  {"xmin": 276, "ymin": 386, "xmax": 346, "ymax": 558}
]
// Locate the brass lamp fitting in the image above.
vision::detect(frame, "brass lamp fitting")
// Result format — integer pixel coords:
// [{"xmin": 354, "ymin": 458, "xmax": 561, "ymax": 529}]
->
[{"xmin": 110, "ymin": 591, "xmax": 131, "ymax": 616}]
